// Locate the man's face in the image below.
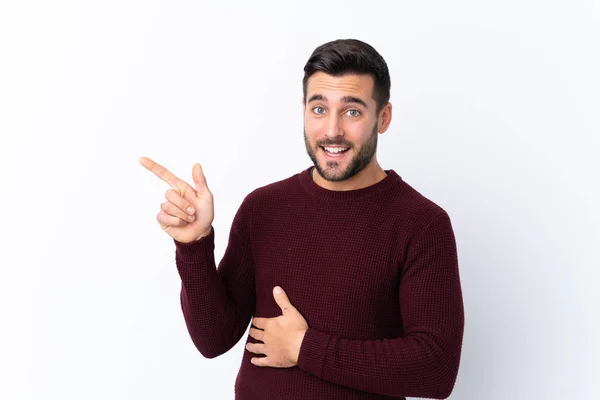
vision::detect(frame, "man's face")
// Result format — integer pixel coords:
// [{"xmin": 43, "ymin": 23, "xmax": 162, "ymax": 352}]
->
[{"xmin": 303, "ymin": 72, "xmax": 380, "ymax": 182}]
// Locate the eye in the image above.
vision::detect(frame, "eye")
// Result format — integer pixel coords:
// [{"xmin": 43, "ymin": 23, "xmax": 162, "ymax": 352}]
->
[
  {"xmin": 346, "ymin": 109, "xmax": 361, "ymax": 117},
  {"xmin": 312, "ymin": 106, "xmax": 325, "ymax": 115}
]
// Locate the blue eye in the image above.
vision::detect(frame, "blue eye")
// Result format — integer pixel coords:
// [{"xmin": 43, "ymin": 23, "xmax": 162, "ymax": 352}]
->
[
  {"xmin": 312, "ymin": 106, "xmax": 325, "ymax": 114},
  {"xmin": 346, "ymin": 109, "xmax": 360, "ymax": 117}
]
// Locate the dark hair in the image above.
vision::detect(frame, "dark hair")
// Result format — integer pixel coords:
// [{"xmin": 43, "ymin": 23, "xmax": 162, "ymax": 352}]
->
[{"xmin": 302, "ymin": 39, "xmax": 391, "ymax": 113}]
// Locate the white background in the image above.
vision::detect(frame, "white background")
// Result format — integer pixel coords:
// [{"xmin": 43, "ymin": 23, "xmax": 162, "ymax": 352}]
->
[{"xmin": 1, "ymin": 0, "xmax": 599, "ymax": 399}]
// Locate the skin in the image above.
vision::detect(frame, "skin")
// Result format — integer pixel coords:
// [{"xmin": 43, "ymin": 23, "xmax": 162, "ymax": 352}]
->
[
  {"xmin": 303, "ymin": 71, "xmax": 393, "ymax": 191},
  {"xmin": 246, "ymin": 287, "xmax": 309, "ymax": 367},
  {"xmin": 245, "ymin": 72, "xmax": 394, "ymax": 368}
]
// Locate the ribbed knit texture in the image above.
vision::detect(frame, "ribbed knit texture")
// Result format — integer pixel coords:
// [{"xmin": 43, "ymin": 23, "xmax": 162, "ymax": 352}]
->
[{"xmin": 173, "ymin": 166, "xmax": 464, "ymax": 399}]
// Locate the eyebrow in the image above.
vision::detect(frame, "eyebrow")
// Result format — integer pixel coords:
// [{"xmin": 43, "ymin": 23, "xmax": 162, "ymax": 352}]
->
[{"xmin": 307, "ymin": 94, "xmax": 368, "ymax": 109}]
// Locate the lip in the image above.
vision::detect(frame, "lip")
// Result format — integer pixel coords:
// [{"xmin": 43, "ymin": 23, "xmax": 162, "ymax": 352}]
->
[{"xmin": 321, "ymin": 146, "xmax": 350, "ymax": 160}]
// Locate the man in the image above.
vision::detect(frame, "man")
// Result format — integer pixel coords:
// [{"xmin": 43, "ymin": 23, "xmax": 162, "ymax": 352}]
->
[{"xmin": 139, "ymin": 38, "xmax": 464, "ymax": 399}]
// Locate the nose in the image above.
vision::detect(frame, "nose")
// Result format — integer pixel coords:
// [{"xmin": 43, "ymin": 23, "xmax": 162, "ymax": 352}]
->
[{"xmin": 325, "ymin": 113, "xmax": 344, "ymax": 138}]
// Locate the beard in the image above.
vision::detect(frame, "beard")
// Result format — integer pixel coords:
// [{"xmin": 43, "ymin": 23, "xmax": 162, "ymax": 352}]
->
[{"xmin": 304, "ymin": 121, "xmax": 378, "ymax": 182}]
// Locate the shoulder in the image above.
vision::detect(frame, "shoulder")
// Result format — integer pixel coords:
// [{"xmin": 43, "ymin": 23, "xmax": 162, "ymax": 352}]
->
[
  {"xmin": 386, "ymin": 172, "xmax": 453, "ymax": 233},
  {"xmin": 238, "ymin": 169, "xmax": 306, "ymax": 210}
]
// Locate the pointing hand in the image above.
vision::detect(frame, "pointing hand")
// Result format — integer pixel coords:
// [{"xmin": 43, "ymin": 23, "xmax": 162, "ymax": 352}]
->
[{"xmin": 139, "ymin": 156, "xmax": 214, "ymax": 243}]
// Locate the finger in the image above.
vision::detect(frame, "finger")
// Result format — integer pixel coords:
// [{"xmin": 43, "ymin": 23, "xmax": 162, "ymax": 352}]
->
[
  {"xmin": 248, "ymin": 327, "xmax": 265, "ymax": 342},
  {"xmin": 156, "ymin": 211, "xmax": 188, "ymax": 227},
  {"xmin": 272, "ymin": 286, "xmax": 294, "ymax": 315},
  {"xmin": 192, "ymin": 163, "xmax": 211, "ymax": 195},
  {"xmin": 139, "ymin": 157, "xmax": 197, "ymax": 201},
  {"xmin": 161, "ymin": 201, "xmax": 195, "ymax": 223},
  {"xmin": 165, "ymin": 189, "xmax": 195, "ymax": 215},
  {"xmin": 252, "ymin": 317, "xmax": 267, "ymax": 329},
  {"xmin": 245, "ymin": 342, "xmax": 266, "ymax": 355},
  {"xmin": 250, "ymin": 356, "xmax": 270, "ymax": 367}
]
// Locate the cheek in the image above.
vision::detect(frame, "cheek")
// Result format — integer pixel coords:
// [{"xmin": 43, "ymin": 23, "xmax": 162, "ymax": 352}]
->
[
  {"xmin": 304, "ymin": 117, "xmax": 321, "ymax": 132},
  {"xmin": 329, "ymin": 124, "xmax": 358, "ymax": 144},
  {"xmin": 349, "ymin": 120, "xmax": 371, "ymax": 134},
  {"xmin": 304, "ymin": 121, "xmax": 321, "ymax": 141},
  {"xmin": 351, "ymin": 122, "xmax": 376, "ymax": 141}
]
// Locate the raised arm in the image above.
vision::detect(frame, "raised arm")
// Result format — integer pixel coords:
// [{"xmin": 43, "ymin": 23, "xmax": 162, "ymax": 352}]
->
[
  {"xmin": 174, "ymin": 197, "xmax": 256, "ymax": 359},
  {"xmin": 139, "ymin": 156, "xmax": 255, "ymax": 358}
]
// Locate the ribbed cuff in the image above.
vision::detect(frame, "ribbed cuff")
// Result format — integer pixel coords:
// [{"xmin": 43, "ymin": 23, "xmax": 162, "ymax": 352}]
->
[
  {"xmin": 173, "ymin": 226, "xmax": 215, "ymax": 264},
  {"xmin": 297, "ymin": 327, "xmax": 331, "ymax": 378}
]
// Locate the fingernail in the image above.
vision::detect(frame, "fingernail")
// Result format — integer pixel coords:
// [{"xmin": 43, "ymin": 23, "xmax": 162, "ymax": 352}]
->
[
  {"xmin": 187, "ymin": 207, "xmax": 194, "ymax": 214},
  {"xmin": 274, "ymin": 286, "xmax": 282, "ymax": 294}
]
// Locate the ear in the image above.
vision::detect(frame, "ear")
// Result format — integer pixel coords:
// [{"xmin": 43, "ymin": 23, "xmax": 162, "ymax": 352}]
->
[{"xmin": 377, "ymin": 102, "xmax": 392, "ymax": 133}]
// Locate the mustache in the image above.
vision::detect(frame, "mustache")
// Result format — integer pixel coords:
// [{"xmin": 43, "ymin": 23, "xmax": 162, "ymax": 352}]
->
[{"xmin": 317, "ymin": 140, "xmax": 353, "ymax": 147}]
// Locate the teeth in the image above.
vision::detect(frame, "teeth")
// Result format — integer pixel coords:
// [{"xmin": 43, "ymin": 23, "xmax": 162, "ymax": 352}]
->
[{"xmin": 324, "ymin": 147, "xmax": 348, "ymax": 154}]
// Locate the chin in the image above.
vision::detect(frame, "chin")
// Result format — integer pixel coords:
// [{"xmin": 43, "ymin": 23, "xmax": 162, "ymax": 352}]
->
[{"xmin": 318, "ymin": 163, "xmax": 355, "ymax": 182}]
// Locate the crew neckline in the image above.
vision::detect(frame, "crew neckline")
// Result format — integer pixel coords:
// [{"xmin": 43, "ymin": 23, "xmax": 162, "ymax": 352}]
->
[{"xmin": 298, "ymin": 166, "xmax": 403, "ymax": 202}]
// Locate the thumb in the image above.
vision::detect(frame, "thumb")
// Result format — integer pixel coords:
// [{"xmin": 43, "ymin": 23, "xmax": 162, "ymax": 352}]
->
[
  {"xmin": 192, "ymin": 163, "xmax": 210, "ymax": 194},
  {"xmin": 273, "ymin": 286, "xmax": 294, "ymax": 314}
]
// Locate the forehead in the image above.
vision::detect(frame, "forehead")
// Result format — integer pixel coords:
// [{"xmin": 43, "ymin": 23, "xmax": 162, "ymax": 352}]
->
[{"xmin": 306, "ymin": 72, "xmax": 375, "ymax": 103}]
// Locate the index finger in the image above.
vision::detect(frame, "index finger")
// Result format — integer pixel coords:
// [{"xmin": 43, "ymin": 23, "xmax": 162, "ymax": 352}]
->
[{"xmin": 139, "ymin": 156, "xmax": 194, "ymax": 198}]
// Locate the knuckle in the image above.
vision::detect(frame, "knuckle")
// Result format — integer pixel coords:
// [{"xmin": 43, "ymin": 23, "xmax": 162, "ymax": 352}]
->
[
  {"xmin": 166, "ymin": 189, "xmax": 187, "ymax": 209},
  {"xmin": 176, "ymin": 183, "xmax": 187, "ymax": 197},
  {"xmin": 166, "ymin": 188, "xmax": 181, "ymax": 201}
]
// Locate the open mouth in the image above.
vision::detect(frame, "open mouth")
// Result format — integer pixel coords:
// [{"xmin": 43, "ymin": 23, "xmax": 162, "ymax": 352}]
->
[{"xmin": 321, "ymin": 146, "xmax": 350, "ymax": 157}]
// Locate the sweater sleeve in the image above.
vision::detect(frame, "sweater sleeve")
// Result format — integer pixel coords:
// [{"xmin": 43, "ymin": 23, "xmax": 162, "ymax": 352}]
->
[
  {"xmin": 296, "ymin": 211, "xmax": 464, "ymax": 399},
  {"xmin": 173, "ymin": 196, "xmax": 255, "ymax": 359}
]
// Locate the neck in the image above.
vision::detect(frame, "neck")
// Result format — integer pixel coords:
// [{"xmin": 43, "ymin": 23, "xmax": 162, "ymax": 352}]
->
[{"xmin": 311, "ymin": 159, "xmax": 387, "ymax": 191}]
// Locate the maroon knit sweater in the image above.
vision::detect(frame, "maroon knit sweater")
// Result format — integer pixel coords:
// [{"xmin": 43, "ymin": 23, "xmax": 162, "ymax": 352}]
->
[{"xmin": 173, "ymin": 166, "xmax": 464, "ymax": 399}]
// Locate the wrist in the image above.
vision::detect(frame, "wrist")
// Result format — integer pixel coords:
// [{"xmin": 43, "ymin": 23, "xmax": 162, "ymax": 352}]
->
[
  {"xmin": 195, "ymin": 226, "xmax": 212, "ymax": 241},
  {"xmin": 292, "ymin": 329, "xmax": 308, "ymax": 364}
]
